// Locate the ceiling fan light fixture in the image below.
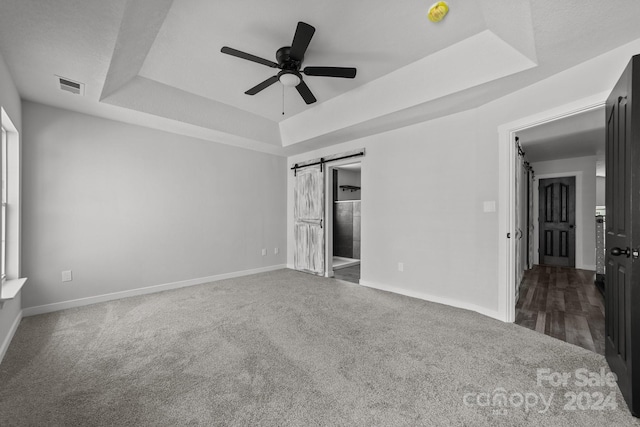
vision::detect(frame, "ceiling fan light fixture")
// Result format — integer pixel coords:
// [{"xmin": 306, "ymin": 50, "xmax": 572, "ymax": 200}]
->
[
  {"xmin": 428, "ymin": 1, "xmax": 449, "ymax": 23},
  {"xmin": 279, "ymin": 72, "xmax": 301, "ymax": 87}
]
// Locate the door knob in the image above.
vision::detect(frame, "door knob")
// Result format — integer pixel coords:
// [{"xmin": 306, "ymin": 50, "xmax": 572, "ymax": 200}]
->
[
  {"xmin": 611, "ymin": 247, "xmax": 631, "ymax": 257},
  {"xmin": 569, "ymin": 224, "xmax": 575, "ymax": 229}
]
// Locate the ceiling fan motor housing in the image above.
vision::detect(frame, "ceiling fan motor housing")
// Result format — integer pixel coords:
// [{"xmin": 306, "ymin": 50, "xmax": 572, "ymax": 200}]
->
[{"xmin": 276, "ymin": 46, "xmax": 302, "ymax": 71}]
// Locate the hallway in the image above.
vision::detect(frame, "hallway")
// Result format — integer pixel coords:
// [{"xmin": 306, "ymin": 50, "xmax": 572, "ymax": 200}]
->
[{"xmin": 515, "ymin": 265, "xmax": 605, "ymax": 355}]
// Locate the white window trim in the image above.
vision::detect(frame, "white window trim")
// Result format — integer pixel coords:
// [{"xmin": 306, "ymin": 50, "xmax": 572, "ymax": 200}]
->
[
  {"xmin": 0, "ymin": 107, "xmax": 26, "ymax": 301},
  {"xmin": 1, "ymin": 278, "xmax": 27, "ymax": 300},
  {"xmin": 1, "ymin": 125, "xmax": 6, "ymax": 284}
]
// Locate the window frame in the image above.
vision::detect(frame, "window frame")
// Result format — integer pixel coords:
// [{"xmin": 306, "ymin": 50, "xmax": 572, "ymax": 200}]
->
[
  {"xmin": 1, "ymin": 124, "xmax": 6, "ymax": 284},
  {"xmin": 0, "ymin": 107, "xmax": 26, "ymax": 301}
]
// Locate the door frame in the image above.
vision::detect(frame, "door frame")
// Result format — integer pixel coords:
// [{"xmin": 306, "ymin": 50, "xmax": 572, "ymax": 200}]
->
[
  {"xmin": 498, "ymin": 92, "xmax": 607, "ymax": 322},
  {"xmin": 534, "ymin": 172, "xmax": 583, "ymax": 267},
  {"xmin": 324, "ymin": 159, "xmax": 362, "ymax": 278}
]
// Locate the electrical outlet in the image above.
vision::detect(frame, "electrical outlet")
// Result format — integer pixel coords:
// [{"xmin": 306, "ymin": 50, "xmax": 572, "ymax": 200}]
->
[
  {"xmin": 62, "ymin": 270, "xmax": 73, "ymax": 282},
  {"xmin": 398, "ymin": 262, "xmax": 404, "ymax": 272},
  {"xmin": 483, "ymin": 200, "xmax": 496, "ymax": 213},
  {"xmin": 274, "ymin": 247, "xmax": 279, "ymax": 255},
  {"xmin": 261, "ymin": 248, "xmax": 267, "ymax": 256}
]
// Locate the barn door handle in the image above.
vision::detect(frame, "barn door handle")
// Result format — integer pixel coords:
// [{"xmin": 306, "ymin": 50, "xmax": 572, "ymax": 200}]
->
[{"xmin": 611, "ymin": 247, "xmax": 631, "ymax": 257}]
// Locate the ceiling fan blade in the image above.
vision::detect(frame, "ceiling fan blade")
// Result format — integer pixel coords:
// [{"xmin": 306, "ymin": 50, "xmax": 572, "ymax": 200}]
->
[
  {"xmin": 245, "ymin": 76, "xmax": 279, "ymax": 95},
  {"xmin": 289, "ymin": 22, "xmax": 315, "ymax": 61},
  {"xmin": 296, "ymin": 80, "xmax": 317, "ymax": 104},
  {"xmin": 221, "ymin": 46, "xmax": 278, "ymax": 68},
  {"xmin": 303, "ymin": 67, "xmax": 357, "ymax": 78}
]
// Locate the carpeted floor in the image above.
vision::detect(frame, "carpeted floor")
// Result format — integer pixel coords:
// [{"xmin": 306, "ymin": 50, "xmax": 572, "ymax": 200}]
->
[{"xmin": 0, "ymin": 269, "xmax": 638, "ymax": 426}]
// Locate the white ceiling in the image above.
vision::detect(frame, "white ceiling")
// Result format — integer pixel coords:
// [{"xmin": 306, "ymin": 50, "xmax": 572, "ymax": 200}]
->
[
  {"xmin": 336, "ymin": 163, "xmax": 361, "ymax": 172},
  {"xmin": 517, "ymin": 108, "xmax": 605, "ymax": 164},
  {"xmin": 1, "ymin": 0, "xmax": 640, "ymax": 156}
]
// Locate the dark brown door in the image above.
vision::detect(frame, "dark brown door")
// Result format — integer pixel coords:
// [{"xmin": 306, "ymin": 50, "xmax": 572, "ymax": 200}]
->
[
  {"xmin": 605, "ymin": 54, "xmax": 640, "ymax": 416},
  {"xmin": 538, "ymin": 177, "xmax": 576, "ymax": 267}
]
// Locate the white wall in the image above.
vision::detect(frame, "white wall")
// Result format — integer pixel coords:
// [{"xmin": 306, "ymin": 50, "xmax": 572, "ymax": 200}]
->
[
  {"xmin": 596, "ymin": 176, "xmax": 606, "ymax": 206},
  {"xmin": 287, "ymin": 36, "xmax": 640, "ymax": 321},
  {"xmin": 531, "ymin": 156, "xmax": 597, "ymax": 270},
  {"xmin": 288, "ymin": 108, "xmax": 500, "ymax": 318},
  {"xmin": 21, "ymin": 102, "xmax": 287, "ymax": 310},
  {"xmin": 0, "ymin": 51, "xmax": 22, "ymax": 360},
  {"xmin": 336, "ymin": 169, "xmax": 361, "ymax": 201}
]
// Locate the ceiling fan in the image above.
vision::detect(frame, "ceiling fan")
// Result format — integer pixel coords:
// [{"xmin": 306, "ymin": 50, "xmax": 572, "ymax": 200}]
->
[{"xmin": 221, "ymin": 21, "xmax": 357, "ymax": 105}]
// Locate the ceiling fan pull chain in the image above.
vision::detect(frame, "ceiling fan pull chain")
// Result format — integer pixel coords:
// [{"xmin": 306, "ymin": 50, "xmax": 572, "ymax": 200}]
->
[{"xmin": 282, "ymin": 85, "xmax": 285, "ymax": 115}]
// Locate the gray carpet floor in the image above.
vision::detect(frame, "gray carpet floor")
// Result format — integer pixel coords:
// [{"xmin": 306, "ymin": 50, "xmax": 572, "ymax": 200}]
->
[{"xmin": 0, "ymin": 269, "xmax": 638, "ymax": 426}]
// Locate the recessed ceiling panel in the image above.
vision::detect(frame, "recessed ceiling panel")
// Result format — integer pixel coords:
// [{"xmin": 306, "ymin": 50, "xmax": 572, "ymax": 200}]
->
[
  {"xmin": 280, "ymin": 30, "xmax": 537, "ymax": 146},
  {"xmin": 2, "ymin": 0, "xmax": 640, "ymax": 154},
  {"xmin": 139, "ymin": 0, "xmax": 487, "ymax": 122}
]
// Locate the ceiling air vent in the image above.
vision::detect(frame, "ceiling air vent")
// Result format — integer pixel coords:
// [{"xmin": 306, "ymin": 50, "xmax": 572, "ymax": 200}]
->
[{"xmin": 57, "ymin": 76, "xmax": 84, "ymax": 95}]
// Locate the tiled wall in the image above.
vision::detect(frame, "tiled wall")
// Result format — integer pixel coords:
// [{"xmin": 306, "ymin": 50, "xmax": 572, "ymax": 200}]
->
[{"xmin": 335, "ymin": 200, "xmax": 361, "ymax": 259}]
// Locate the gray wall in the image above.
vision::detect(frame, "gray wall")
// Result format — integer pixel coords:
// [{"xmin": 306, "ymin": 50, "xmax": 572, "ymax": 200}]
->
[
  {"xmin": 289, "ymin": 108, "xmax": 500, "ymax": 315},
  {"xmin": 21, "ymin": 102, "xmax": 287, "ymax": 309},
  {"xmin": 0, "ymin": 51, "xmax": 22, "ymax": 355},
  {"xmin": 596, "ymin": 176, "xmax": 606, "ymax": 207},
  {"xmin": 286, "ymin": 37, "xmax": 637, "ymax": 319},
  {"xmin": 336, "ymin": 169, "xmax": 361, "ymax": 201}
]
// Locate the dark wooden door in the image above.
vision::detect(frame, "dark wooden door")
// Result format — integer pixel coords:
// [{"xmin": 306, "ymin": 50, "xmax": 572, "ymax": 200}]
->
[
  {"xmin": 538, "ymin": 177, "xmax": 576, "ymax": 267},
  {"xmin": 605, "ymin": 54, "xmax": 640, "ymax": 416}
]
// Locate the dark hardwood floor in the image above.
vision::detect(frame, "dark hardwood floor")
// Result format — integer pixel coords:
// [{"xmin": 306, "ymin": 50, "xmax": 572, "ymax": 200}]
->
[
  {"xmin": 515, "ymin": 265, "xmax": 605, "ymax": 355},
  {"xmin": 334, "ymin": 264, "xmax": 360, "ymax": 284}
]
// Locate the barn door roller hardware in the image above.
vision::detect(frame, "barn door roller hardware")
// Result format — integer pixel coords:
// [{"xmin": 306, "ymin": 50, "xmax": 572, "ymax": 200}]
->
[
  {"xmin": 291, "ymin": 151, "xmax": 364, "ymax": 176},
  {"xmin": 515, "ymin": 136, "xmax": 525, "ymax": 157}
]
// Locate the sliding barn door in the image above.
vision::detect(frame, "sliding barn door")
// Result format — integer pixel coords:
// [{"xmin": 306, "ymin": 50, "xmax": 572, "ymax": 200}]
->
[
  {"xmin": 515, "ymin": 147, "xmax": 524, "ymax": 290},
  {"xmin": 294, "ymin": 166, "xmax": 325, "ymax": 275},
  {"xmin": 527, "ymin": 169, "xmax": 535, "ymax": 269}
]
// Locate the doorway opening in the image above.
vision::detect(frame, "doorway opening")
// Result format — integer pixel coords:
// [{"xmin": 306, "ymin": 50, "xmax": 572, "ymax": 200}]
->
[
  {"xmin": 327, "ymin": 162, "xmax": 361, "ymax": 284},
  {"xmin": 511, "ymin": 107, "xmax": 606, "ymax": 354}
]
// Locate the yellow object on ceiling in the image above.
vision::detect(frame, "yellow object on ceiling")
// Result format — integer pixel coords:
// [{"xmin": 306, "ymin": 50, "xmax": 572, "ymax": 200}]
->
[{"xmin": 428, "ymin": 1, "xmax": 449, "ymax": 23}]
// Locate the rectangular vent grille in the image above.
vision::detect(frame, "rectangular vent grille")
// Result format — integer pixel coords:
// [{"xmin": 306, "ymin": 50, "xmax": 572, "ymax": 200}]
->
[{"xmin": 57, "ymin": 76, "xmax": 84, "ymax": 95}]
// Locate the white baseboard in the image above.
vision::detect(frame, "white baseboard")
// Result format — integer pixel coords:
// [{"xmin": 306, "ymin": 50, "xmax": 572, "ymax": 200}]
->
[
  {"xmin": 23, "ymin": 264, "xmax": 287, "ymax": 317},
  {"xmin": 0, "ymin": 309, "xmax": 23, "ymax": 364},
  {"xmin": 359, "ymin": 279, "xmax": 504, "ymax": 322},
  {"xmin": 580, "ymin": 264, "xmax": 596, "ymax": 272}
]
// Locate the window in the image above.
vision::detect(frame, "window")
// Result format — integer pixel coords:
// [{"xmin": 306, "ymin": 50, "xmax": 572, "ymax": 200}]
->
[
  {"xmin": 0, "ymin": 108, "xmax": 26, "ymax": 300},
  {"xmin": 1, "ymin": 125, "xmax": 6, "ymax": 283}
]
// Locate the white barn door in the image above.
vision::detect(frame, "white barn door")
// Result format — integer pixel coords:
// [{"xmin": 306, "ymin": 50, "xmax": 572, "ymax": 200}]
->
[
  {"xmin": 515, "ymin": 147, "xmax": 524, "ymax": 291},
  {"xmin": 294, "ymin": 166, "xmax": 325, "ymax": 275}
]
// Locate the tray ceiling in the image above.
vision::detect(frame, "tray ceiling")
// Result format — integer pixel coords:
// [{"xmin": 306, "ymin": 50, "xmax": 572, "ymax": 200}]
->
[{"xmin": 0, "ymin": 0, "xmax": 639, "ymax": 155}]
